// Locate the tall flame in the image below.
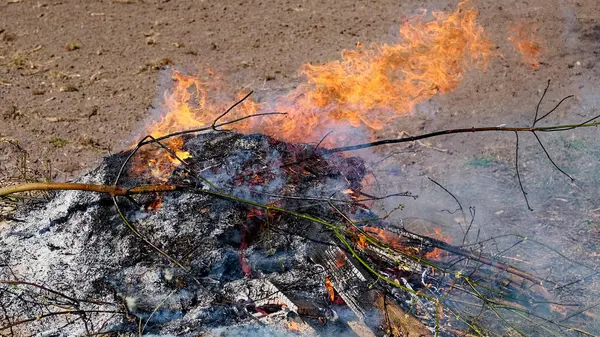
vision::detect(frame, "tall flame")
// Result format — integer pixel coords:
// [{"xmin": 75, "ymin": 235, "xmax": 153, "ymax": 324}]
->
[
  {"xmin": 274, "ymin": 3, "xmax": 494, "ymax": 142},
  {"xmin": 134, "ymin": 1, "xmax": 495, "ymax": 181}
]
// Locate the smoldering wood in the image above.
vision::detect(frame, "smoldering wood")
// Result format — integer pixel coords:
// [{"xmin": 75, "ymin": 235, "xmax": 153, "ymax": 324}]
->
[
  {"xmin": 0, "ymin": 127, "xmax": 589, "ymax": 336},
  {"xmin": 0, "ymin": 131, "xmax": 388, "ymax": 336}
]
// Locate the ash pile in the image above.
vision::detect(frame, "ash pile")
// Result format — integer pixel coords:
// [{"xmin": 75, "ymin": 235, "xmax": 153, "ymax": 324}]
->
[{"xmin": 0, "ymin": 131, "xmax": 454, "ymax": 336}]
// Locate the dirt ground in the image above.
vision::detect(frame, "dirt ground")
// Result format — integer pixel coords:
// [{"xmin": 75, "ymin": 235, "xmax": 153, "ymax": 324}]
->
[
  {"xmin": 2, "ymin": 0, "xmax": 600, "ymax": 334},
  {"xmin": 0, "ymin": 0, "xmax": 598, "ymax": 179}
]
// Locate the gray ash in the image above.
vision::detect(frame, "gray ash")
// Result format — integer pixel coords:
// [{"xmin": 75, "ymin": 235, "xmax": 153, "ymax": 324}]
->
[{"xmin": 1, "ymin": 131, "xmax": 413, "ymax": 336}]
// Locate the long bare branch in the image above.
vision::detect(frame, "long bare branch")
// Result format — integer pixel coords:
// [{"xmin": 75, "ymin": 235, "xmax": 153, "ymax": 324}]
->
[{"xmin": 0, "ymin": 182, "xmax": 179, "ymax": 197}]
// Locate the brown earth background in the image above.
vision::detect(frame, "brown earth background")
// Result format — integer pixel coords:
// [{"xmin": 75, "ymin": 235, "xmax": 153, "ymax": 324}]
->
[
  {"xmin": 2, "ymin": 0, "xmax": 600, "ymax": 333},
  {"xmin": 1, "ymin": 0, "xmax": 599, "ymax": 180}
]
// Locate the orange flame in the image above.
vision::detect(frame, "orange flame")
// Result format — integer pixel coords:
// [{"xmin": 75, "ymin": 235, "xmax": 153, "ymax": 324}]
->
[
  {"xmin": 134, "ymin": 2, "xmax": 495, "ymax": 182},
  {"xmin": 357, "ymin": 235, "xmax": 368, "ymax": 249},
  {"xmin": 425, "ymin": 227, "xmax": 453, "ymax": 259},
  {"xmin": 364, "ymin": 226, "xmax": 407, "ymax": 249},
  {"xmin": 132, "ymin": 135, "xmax": 192, "ymax": 184},
  {"xmin": 325, "ymin": 276, "xmax": 335, "ymax": 302},
  {"xmin": 508, "ymin": 23, "xmax": 541, "ymax": 68},
  {"xmin": 277, "ymin": 3, "xmax": 493, "ymax": 142}
]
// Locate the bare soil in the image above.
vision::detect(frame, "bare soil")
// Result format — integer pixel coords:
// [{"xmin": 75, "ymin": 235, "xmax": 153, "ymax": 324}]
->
[
  {"xmin": 0, "ymin": 0, "xmax": 598, "ymax": 179},
  {"xmin": 2, "ymin": 0, "xmax": 600, "ymax": 333}
]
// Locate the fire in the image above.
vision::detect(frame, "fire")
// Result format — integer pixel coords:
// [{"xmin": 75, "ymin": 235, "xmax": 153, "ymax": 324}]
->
[
  {"xmin": 131, "ymin": 71, "xmax": 260, "ymax": 183},
  {"xmin": 508, "ymin": 23, "xmax": 541, "ymax": 68},
  {"xmin": 335, "ymin": 251, "xmax": 346, "ymax": 268},
  {"xmin": 357, "ymin": 235, "xmax": 367, "ymax": 249},
  {"xmin": 285, "ymin": 320, "xmax": 308, "ymax": 332},
  {"xmin": 147, "ymin": 71, "xmax": 261, "ymax": 139},
  {"xmin": 133, "ymin": 2, "xmax": 495, "ymax": 182},
  {"xmin": 276, "ymin": 2, "xmax": 493, "ymax": 143},
  {"xmin": 364, "ymin": 226, "xmax": 407, "ymax": 249},
  {"xmin": 325, "ymin": 276, "xmax": 335, "ymax": 302},
  {"xmin": 132, "ymin": 136, "xmax": 192, "ymax": 183},
  {"xmin": 425, "ymin": 227, "xmax": 453, "ymax": 259}
]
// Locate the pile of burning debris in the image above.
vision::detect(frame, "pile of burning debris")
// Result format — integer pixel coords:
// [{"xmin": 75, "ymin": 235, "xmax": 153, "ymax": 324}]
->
[
  {"xmin": 0, "ymin": 129, "xmax": 557, "ymax": 336},
  {"xmin": 2, "ymin": 1, "xmax": 598, "ymax": 334}
]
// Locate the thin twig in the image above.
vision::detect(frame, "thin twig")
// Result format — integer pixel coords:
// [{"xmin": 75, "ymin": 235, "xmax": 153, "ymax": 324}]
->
[
  {"xmin": 314, "ymin": 130, "xmax": 333, "ymax": 153},
  {"xmin": 211, "ymin": 90, "xmax": 254, "ymax": 132},
  {"xmin": 0, "ymin": 309, "xmax": 121, "ymax": 330},
  {"xmin": 323, "ymin": 117, "xmax": 600, "ymax": 154},
  {"xmin": 427, "ymin": 177, "xmax": 468, "ymax": 238},
  {"xmin": 535, "ymin": 95, "xmax": 575, "ymax": 126},
  {"xmin": 531, "ymin": 131, "xmax": 574, "ymax": 181},
  {"xmin": 0, "ymin": 280, "xmax": 114, "ymax": 306},
  {"xmin": 141, "ymin": 289, "xmax": 176, "ymax": 334},
  {"xmin": 408, "ymin": 230, "xmax": 544, "ymax": 285},
  {"xmin": 144, "ymin": 111, "xmax": 286, "ymax": 145},
  {"xmin": 533, "ymin": 79, "xmax": 551, "ymax": 126},
  {"xmin": 514, "ymin": 131, "xmax": 533, "ymax": 211}
]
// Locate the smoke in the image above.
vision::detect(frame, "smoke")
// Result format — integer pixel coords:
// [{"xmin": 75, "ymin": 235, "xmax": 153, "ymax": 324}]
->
[{"xmin": 121, "ymin": 1, "xmax": 600, "ymax": 333}]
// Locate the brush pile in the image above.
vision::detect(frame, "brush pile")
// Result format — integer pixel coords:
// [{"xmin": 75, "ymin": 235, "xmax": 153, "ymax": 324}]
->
[{"xmin": 0, "ymin": 130, "xmax": 580, "ymax": 336}]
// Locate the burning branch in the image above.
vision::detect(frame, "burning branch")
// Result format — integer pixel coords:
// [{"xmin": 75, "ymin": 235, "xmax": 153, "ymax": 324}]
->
[{"xmin": 0, "ymin": 98, "xmax": 593, "ymax": 285}]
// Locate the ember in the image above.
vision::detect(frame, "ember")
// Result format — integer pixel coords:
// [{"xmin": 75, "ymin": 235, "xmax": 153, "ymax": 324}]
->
[
  {"xmin": 146, "ymin": 194, "xmax": 163, "ymax": 212},
  {"xmin": 335, "ymin": 251, "xmax": 346, "ymax": 268},
  {"xmin": 285, "ymin": 319, "xmax": 307, "ymax": 333},
  {"xmin": 357, "ymin": 235, "xmax": 367, "ymax": 249},
  {"xmin": 364, "ymin": 226, "xmax": 408, "ymax": 249}
]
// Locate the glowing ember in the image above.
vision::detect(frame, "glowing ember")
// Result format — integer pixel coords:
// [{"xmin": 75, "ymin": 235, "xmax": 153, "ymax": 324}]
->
[
  {"xmin": 240, "ymin": 252, "xmax": 252, "ymax": 277},
  {"xmin": 285, "ymin": 320, "xmax": 307, "ymax": 332},
  {"xmin": 364, "ymin": 226, "xmax": 407, "ymax": 249},
  {"xmin": 146, "ymin": 195, "xmax": 163, "ymax": 211},
  {"xmin": 247, "ymin": 208, "xmax": 264, "ymax": 219},
  {"xmin": 508, "ymin": 23, "xmax": 541, "ymax": 68},
  {"xmin": 133, "ymin": 2, "xmax": 495, "ymax": 182},
  {"xmin": 342, "ymin": 188, "xmax": 361, "ymax": 201},
  {"xmin": 325, "ymin": 276, "xmax": 335, "ymax": 302},
  {"xmin": 335, "ymin": 251, "xmax": 346, "ymax": 268}
]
